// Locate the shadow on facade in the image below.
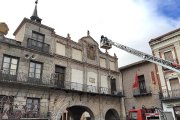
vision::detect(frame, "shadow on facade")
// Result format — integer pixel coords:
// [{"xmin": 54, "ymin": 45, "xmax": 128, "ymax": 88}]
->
[
  {"xmin": 60, "ymin": 105, "xmax": 94, "ymax": 120},
  {"xmin": 105, "ymin": 109, "xmax": 120, "ymax": 120}
]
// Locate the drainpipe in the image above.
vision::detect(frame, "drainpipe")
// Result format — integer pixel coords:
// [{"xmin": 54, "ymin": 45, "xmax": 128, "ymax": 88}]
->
[
  {"xmin": 99, "ymin": 94, "xmax": 101, "ymax": 120},
  {"xmin": 120, "ymin": 70, "xmax": 127, "ymax": 120},
  {"xmin": 48, "ymin": 89, "xmax": 51, "ymax": 119}
]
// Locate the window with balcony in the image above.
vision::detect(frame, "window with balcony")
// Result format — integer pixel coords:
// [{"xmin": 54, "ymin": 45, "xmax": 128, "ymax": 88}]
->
[
  {"xmin": 133, "ymin": 75, "xmax": 152, "ymax": 97},
  {"xmin": 55, "ymin": 65, "xmax": 65, "ymax": 88},
  {"xmin": 138, "ymin": 75, "xmax": 147, "ymax": 94},
  {"xmin": 0, "ymin": 96, "xmax": 14, "ymax": 114},
  {"xmin": 27, "ymin": 31, "xmax": 49, "ymax": 53},
  {"xmin": 111, "ymin": 78, "xmax": 116, "ymax": 94},
  {"xmin": 169, "ymin": 78, "xmax": 180, "ymax": 98},
  {"xmin": 28, "ymin": 61, "xmax": 42, "ymax": 83},
  {"xmin": 1, "ymin": 55, "xmax": 19, "ymax": 81},
  {"xmin": 32, "ymin": 32, "xmax": 44, "ymax": 43}
]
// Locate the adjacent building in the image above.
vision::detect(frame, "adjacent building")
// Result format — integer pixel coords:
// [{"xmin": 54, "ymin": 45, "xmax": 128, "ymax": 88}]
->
[
  {"xmin": 119, "ymin": 60, "xmax": 161, "ymax": 116},
  {"xmin": 0, "ymin": 2, "xmax": 125, "ymax": 120},
  {"xmin": 149, "ymin": 28, "xmax": 180, "ymax": 120}
]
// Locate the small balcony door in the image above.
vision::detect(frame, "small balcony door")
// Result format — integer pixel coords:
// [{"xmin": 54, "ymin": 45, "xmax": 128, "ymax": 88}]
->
[
  {"xmin": 169, "ymin": 78, "xmax": 180, "ymax": 97},
  {"xmin": 2, "ymin": 55, "xmax": 19, "ymax": 81},
  {"xmin": 55, "ymin": 66, "xmax": 65, "ymax": 88},
  {"xmin": 111, "ymin": 78, "xmax": 116, "ymax": 94},
  {"xmin": 138, "ymin": 75, "xmax": 147, "ymax": 94}
]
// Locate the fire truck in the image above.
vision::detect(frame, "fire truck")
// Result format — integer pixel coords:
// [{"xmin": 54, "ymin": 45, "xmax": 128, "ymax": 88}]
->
[
  {"xmin": 99, "ymin": 35, "xmax": 179, "ymax": 120},
  {"xmin": 128, "ymin": 107, "xmax": 166, "ymax": 120}
]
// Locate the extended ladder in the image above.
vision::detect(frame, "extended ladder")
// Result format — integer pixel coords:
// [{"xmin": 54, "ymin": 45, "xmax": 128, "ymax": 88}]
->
[{"xmin": 100, "ymin": 35, "xmax": 180, "ymax": 73}]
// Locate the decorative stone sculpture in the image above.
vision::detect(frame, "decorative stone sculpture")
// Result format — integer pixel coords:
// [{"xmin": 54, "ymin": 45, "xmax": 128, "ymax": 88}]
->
[{"xmin": 0, "ymin": 22, "xmax": 9, "ymax": 36}]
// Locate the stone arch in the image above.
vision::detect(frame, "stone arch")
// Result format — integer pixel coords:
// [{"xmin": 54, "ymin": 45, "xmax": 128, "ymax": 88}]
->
[
  {"xmin": 105, "ymin": 109, "xmax": 120, "ymax": 120},
  {"xmin": 66, "ymin": 105, "xmax": 95, "ymax": 120},
  {"xmin": 52, "ymin": 97, "xmax": 96, "ymax": 120}
]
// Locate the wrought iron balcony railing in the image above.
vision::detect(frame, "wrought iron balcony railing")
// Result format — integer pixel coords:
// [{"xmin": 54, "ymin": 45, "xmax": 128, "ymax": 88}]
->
[
  {"xmin": 133, "ymin": 86, "xmax": 152, "ymax": 97},
  {"xmin": 0, "ymin": 70, "xmax": 54, "ymax": 87},
  {"xmin": 0, "ymin": 36, "xmax": 21, "ymax": 46},
  {"xmin": 27, "ymin": 38, "xmax": 50, "ymax": 53},
  {"xmin": 0, "ymin": 71, "xmax": 123, "ymax": 97},
  {"xmin": 160, "ymin": 89, "xmax": 180, "ymax": 100},
  {"xmin": 0, "ymin": 95, "xmax": 49, "ymax": 119},
  {"xmin": 52, "ymin": 80, "xmax": 123, "ymax": 96}
]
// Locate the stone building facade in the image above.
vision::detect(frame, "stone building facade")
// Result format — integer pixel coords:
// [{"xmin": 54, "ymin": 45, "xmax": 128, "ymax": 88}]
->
[
  {"xmin": 0, "ymin": 10, "xmax": 125, "ymax": 120},
  {"xmin": 119, "ymin": 60, "xmax": 161, "ymax": 116},
  {"xmin": 149, "ymin": 28, "xmax": 180, "ymax": 120}
]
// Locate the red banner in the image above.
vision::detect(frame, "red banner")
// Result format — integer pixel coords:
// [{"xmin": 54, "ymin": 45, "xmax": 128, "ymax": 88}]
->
[
  {"xmin": 133, "ymin": 73, "xmax": 139, "ymax": 89},
  {"xmin": 151, "ymin": 71, "xmax": 156, "ymax": 84}
]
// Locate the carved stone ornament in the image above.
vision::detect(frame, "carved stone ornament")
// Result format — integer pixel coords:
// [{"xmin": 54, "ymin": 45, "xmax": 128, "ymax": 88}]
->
[
  {"xmin": 89, "ymin": 77, "xmax": 95, "ymax": 83},
  {"xmin": 87, "ymin": 44, "xmax": 96, "ymax": 60},
  {"xmin": 0, "ymin": 22, "xmax": 9, "ymax": 36}
]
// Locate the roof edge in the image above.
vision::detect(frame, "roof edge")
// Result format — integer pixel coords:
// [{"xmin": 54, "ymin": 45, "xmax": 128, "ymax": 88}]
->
[
  {"xmin": 13, "ymin": 18, "xmax": 55, "ymax": 36},
  {"xmin": 119, "ymin": 60, "xmax": 148, "ymax": 70},
  {"xmin": 149, "ymin": 28, "xmax": 180, "ymax": 43}
]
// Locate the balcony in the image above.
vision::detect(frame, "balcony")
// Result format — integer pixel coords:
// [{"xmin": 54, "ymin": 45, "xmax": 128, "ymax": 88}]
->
[
  {"xmin": 0, "ymin": 70, "xmax": 54, "ymax": 87},
  {"xmin": 0, "ymin": 95, "xmax": 49, "ymax": 119},
  {"xmin": 52, "ymin": 80, "xmax": 123, "ymax": 97},
  {"xmin": 133, "ymin": 86, "xmax": 152, "ymax": 97},
  {"xmin": 27, "ymin": 38, "xmax": 50, "ymax": 53},
  {"xmin": 0, "ymin": 36, "xmax": 21, "ymax": 46},
  {"xmin": 0, "ymin": 71, "xmax": 123, "ymax": 97},
  {"xmin": 160, "ymin": 89, "xmax": 180, "ymax": 101}
]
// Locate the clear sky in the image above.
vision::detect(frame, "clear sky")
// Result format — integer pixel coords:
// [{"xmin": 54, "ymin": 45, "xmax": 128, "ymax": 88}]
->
[{"xmin": 1, "ymin": 0, "xmax": 180, "ymax": 67}]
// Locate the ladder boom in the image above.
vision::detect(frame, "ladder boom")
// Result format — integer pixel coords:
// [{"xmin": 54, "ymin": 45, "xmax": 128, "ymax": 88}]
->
[{"xmin": 100, "ymin": 35, "xmax": 180, "ymax": 73}]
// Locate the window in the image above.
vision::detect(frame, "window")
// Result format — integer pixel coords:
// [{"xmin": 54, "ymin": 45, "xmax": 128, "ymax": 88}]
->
[
  {"xmin": 0, "ymin": 96, "xmax": 14, "ymax": 113},
  {"xmin": 55, "ymin": 66, "xmax": 65, "ymax": 87},
  {"xmin": 129, "ymin": 112, "xmax": 137, "ymax": 120},
  {"xmin": 27, "ymin": 31, "xmax": 49, "ymax": 53},
  {"xmin": 138, "ymin": 75, "xmax": 147, "ymax": 94},
  {"xmin": 2, "ymin": 55, "xmax": 18, "ymax": 75},
  {"xmin": 169, "ymin": 78, "xmax": 180, "ymax": 97},
  {"xmin": 111, "ymin": 78, "xmax": 116, "ymax": 94},
  {"xmin": 164, "ymin": 51, "xmax": 174, "ymax": 62},
  {"xmin": 29, "ymin": 61, "xmax": 42, "ymax": 79},
  {"xmin": 26, "ymin": 98, "xmax": 40, "ymax": 112},
  {"xmin": 32, "ymin": 31, "xmax": 44, "ymax": 43},
  {"xmin": 162, "ymin": 50, "xmax": 175, "ymax": 71},
  {"xmin": 174, "ymin": 106, "xmax": 180, "ymax": 118},
  {"xmin": 31, "ymin": 32, "xmax": 44, "ymax": 49}
]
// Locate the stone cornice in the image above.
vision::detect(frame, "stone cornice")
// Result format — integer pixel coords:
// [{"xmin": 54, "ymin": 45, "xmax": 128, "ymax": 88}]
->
[
  {"xmin": 99, "ymin": 50, "xmax": 118, "ymax": 60},
  {"xmin": 53, "ymin": 33, "xmax": 82, "ymax": 48},
  {"xmin": 1, "ymin": 40, "xmax": 118, "ymax": 74},
  {"xmin": 78, "ymin": 35, "xmax": 99, "ymax": 46},
  {"xmin": 149, "ymin": 28, "xmax": 180, "ymax": 46}
]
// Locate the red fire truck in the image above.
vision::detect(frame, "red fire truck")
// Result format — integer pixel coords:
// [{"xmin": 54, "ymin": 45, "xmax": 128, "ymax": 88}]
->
[{"xmin": 128, "ymin": 107, "xmax": 165, "ymax": 120}]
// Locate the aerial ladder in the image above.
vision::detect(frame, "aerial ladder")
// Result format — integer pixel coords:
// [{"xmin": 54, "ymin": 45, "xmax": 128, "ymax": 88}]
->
[{"xmin": 100, "ymin": 35, "xmax": 180, "ymax": 73}]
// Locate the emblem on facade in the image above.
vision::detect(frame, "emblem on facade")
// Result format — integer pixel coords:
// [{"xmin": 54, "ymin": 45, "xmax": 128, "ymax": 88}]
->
[
  {"xmin": 87, "ymin": 44, "xmax": 96, "ymax": 60},
  {"xmin": 89, "ymin": 77, "xmax": 95, "ymax": 83}
]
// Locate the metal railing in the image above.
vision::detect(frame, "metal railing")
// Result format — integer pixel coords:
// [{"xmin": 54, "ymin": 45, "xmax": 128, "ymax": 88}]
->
[
  {"xmin": 27, "ymin": 38, "xmax": 50, "ymax": 53},
  {"xmin": 53, "ymin": 80, "xmax": 122, "ymax": 96},
  {"xmin": 0, "ymin": 37, "xmax": 21, "ymax": 46},
  {"xmin": 0, "ymin": 71, "xmax": 123, "ymax": 97},
  {"xmin": 160, "ymin": 89, "xmax": 180, "ymax": 100},
  {"xmin": 0, "ymin": 96, "xmax": 49, "ymax": 119},
  {"xmin": 0, "ymin": 70, "xmax": 54, "ymax": 87},
  {"xmin": 133, "ymin": 86, "xmax": 152, "ymax": 96}
]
